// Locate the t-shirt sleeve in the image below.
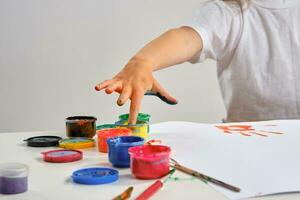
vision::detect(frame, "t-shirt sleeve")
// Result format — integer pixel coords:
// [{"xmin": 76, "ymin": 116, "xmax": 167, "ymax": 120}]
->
[{"xmin": 184, "ymin": 0, "xmax": 242, "ymax": 63}]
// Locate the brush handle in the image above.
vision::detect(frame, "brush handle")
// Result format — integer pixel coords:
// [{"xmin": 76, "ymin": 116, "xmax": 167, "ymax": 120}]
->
[
  {"xmin": 113, "ymin": 186, "xmax": 133, "ymax": 200},
  {"xmin": 174, "ymin": 163, "xmax": 240, "ymax": 192},
  {"xmin": 135, "ymin": 180, "xmax": 163, "ymax": 200}
]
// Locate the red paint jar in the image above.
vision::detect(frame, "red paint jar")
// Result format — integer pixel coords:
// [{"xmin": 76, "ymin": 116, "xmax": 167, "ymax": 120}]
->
[
  {"xmin": 128, "ymin": 145, "xmax": 171, "ymax": 179},
  {"xmin": 97, "ymin": 128, "xmax": 131, "ymax": 153}
]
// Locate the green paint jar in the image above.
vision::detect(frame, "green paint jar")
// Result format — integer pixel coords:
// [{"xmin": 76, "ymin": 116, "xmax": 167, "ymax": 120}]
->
[
  {"xmin": 96, "ymin": 124, "xmax": 117, "ymax": 130},
  {"xmin": 118, "ymin": 113, "xmax": 151, "ymax": 123}
]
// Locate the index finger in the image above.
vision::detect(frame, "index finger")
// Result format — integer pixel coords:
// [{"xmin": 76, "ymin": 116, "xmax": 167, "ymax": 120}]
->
[{"xmin": 128, "ymin": 90, "xmax": 144, "ymax": 124}]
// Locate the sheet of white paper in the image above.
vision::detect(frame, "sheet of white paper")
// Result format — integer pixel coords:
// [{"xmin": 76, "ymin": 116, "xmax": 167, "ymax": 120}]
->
[{"xmin": 150, "ymin": 120, "xmax": 300, "ymax": 199}]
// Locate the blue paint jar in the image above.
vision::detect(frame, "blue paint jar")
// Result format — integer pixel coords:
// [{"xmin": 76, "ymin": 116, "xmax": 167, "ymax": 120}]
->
[{"xmin": 107, "ymin": 136, "xmax": 144, "ymax": 168}]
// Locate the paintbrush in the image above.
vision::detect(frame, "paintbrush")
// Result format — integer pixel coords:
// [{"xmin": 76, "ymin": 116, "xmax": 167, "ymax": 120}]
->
[
  {"xmin": 113, "ymin": 186, "xmax": 134, "ymax": 200},
  {"xmin": 135, "ymin": 169, "xmax": 176, "ymax": 200},
  {"xmin": 170, "ymin": 158, "xmax": 241, "ymax": 192}
]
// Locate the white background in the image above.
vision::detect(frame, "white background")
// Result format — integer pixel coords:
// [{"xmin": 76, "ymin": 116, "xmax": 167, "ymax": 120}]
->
[{"xmin": 0, "ymin": 0, "xmax": 226, "ymax": 132}]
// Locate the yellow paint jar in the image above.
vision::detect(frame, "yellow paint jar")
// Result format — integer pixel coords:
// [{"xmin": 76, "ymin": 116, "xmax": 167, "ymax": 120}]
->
[{"xmin": 115, "ymin": 120, "xmax": 149, "ymax": 139}]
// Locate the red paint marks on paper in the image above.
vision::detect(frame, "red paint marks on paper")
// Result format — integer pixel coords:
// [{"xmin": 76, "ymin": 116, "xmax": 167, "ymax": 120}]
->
[{"xmin": 215, "ymin": 125, "xmax": 284, "ymax": 137}]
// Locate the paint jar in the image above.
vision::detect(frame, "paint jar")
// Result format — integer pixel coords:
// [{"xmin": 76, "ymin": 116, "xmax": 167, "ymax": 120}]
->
[
  {"xmin": 97, "ymin": 128, "xmax": 131, "ymax": 153},
  {"xmin": 107, "ymin": 136, "xmax": 144, "ymax": 168},
  {"xmin": 0, "ymin": 163, "xmax": 29, "ymax": 194},
  {"xmin": 96, "ymin": 124, "xmax": 117, "ymax": 131},
  {"xmin": 128, "ymin": 145, "xmax": 171, "ymax": 179},
  {"xmin": 66, "ymin": 116, "xmax": 97, "ymax": 138},
  {"xmin": 118, "ymin": 113, "xmax": 151, "ymax": 123},
  {"xmin": 115, "ymin": 120, "xmax": 149, "ymax": 139}
]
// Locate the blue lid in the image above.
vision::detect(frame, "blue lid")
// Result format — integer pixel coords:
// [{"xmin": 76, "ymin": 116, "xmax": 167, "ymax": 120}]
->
[{"xmin": 71, "ymin": 168, "xmax": 118, "ymax": 185}]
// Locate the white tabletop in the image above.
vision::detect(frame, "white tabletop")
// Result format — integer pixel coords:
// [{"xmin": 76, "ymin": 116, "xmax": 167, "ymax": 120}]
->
[{"xmin": 0, "ymin": 129, "xmax": 299, "ymax": 200}]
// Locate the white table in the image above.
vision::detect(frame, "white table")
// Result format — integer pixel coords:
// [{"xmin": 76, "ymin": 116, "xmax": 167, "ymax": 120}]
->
[{"xmin": 0, "ymin": 129, "xmax": 299, "ymax": 200}]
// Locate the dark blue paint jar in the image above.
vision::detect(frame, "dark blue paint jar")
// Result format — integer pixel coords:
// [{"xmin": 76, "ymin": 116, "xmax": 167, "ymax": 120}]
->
[{"xmin": 107, "ymin": 136, "xmax": 144, "ymax": 168}]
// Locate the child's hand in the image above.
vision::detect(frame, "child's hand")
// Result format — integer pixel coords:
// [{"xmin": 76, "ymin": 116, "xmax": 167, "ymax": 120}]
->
[
  {"xmin": 95, "ymin": 27, "xmax": 200, "ymax": 124},
  {"xmin": 95, "ymin": 59, "xmax": 177, "ymax": 124}
]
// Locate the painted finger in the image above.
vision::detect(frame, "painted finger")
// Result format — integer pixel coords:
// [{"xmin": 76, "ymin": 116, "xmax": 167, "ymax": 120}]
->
[
  {"xmin": 95, "ymin": 79, "xmax": 114, "ymax": 91},
  {"xmin": 150, "ymin": 79, "xmax": 178, "ymax": 104},
  {"xmin": 117, "ymin": 86, "xmax": 132, "ymax": 106},
  {"xmin": 105, "ymin": 82, "xmax": 122, "ymax": 94}
]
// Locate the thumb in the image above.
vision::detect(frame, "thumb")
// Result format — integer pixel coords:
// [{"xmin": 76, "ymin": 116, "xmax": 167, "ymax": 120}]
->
[{"xmin": 150, "ymin": 79, "xmax": 178, "ymax": 105}]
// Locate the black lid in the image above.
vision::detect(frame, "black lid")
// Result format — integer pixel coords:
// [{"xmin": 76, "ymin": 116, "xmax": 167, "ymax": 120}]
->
[{"xmin": 24, "ymin": 136, "xmax": 62, "ymax": 147}]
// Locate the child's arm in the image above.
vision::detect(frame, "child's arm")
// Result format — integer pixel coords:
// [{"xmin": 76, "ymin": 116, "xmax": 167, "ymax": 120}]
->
[{"xmin": 95, "ymin": 27, "xmax": 203, "ymax": 124}]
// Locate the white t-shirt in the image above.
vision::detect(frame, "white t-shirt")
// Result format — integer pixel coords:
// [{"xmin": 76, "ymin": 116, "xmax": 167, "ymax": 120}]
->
[{"xmin": 185, "ymin": 0, "xmax": 300, "ymax": 122}]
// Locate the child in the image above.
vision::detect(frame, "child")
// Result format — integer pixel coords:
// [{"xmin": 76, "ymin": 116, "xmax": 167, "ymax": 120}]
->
[{"xmin": 95, "ymin": 0, "xmax": 300, "ymax": 124}]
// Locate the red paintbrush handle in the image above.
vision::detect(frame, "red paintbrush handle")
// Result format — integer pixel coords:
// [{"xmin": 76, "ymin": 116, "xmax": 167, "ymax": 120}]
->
[{"xmin": 135, "ymin": 180, "xmax": 163, "ymax": 200}]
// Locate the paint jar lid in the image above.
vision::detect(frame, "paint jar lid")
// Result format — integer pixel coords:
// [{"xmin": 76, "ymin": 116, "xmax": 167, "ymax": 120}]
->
[
  {"xmin": 96, "ymin": 124, "xmax": 117, "ymax": 130},
  {"xmin": 42, "ymin": 150, "xmax": 83, "ymax": 163},
  {"xmin": 24, "ymin": 136, "xmax": 62, "ymax": 147},
  {"xmin": 0, "ymin": 163, "xmax": 29, "ymax": 177},
  {"xmin": 59, "ymin": 138, "xmax": 95, "ymax": 149},
  {"xmin": 72, "ymin": 167, "xmax": 119, "ymax": 185}
]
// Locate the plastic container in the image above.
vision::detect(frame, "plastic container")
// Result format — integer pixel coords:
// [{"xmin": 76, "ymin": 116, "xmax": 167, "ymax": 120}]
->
[
  {"xmin": 115, "ymin": 120, "xmax": 149, "ymax": 139},
  {"xmin": 24, "ymin": 136, "xmax": 62, "ymax": 147},
  {"xmin": 42, "ymin": 150, "xmax": 83, "ymax": 163},
  {"xmin": 72, "ymin": 167, "xmax": 118, "ymax": 185},
  {"xmin": 0, "ymin": 163, "xmax": 29, "ymax": 194},
  {"xmin": 128, "ymin": 145, "xmax": 171, "ymax": 179},
  {"xmin": 97, "ymin": 128, "xmax": 131, "ymax": 153},
  {"xmin": 118, "ymin": 113, "xmax": 151, "ymax": 123},
  {"xmin": 66, "ymin": 116, "xmax": 97, "ymax": 138},
  {"xmin": 96, "ymin": 124, "xmax": 117, "ymax": 130},
  {"xmin": 107, "ymin": 136, "xmax": 144, "ymax": 168},
  {"xmin": 59, "ymin": 138, "xmax": 95, "ymax": 149}
]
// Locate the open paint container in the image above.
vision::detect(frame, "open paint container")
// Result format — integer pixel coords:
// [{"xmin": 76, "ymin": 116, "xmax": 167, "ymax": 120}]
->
[
  {"xmin": 97, "ymin": 128, "xmax": 131, "ymax": 153},
  {"xmin": 107, "ymin": 136, "xmax": 144, "ymax": 168},
  {"xmin": 115, "ymin": 120, "xmax": 149, "ymax": 139},
  {"xmin": 0, "ymin": 163, "xmax": 29, "ymax": 194},
  {"xmin": 66, "ymin": 116, "xmax": 97, "ymax": 138},
  {"xmin": 128, "ymin": 145, "xmax": 171, "ymax": 179},
  {"xmin": 118, "ymin": 113, "xmax": 151, "ymax": 123},
  {"xmin": 96, "ymin": 124, "xmax": 117, "ymax": 130}
]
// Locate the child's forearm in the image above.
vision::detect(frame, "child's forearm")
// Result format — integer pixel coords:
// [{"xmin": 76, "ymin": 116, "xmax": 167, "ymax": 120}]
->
[{"xmin": 129, "ymin": 27, "xmax": 203, "ymax": 71}]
